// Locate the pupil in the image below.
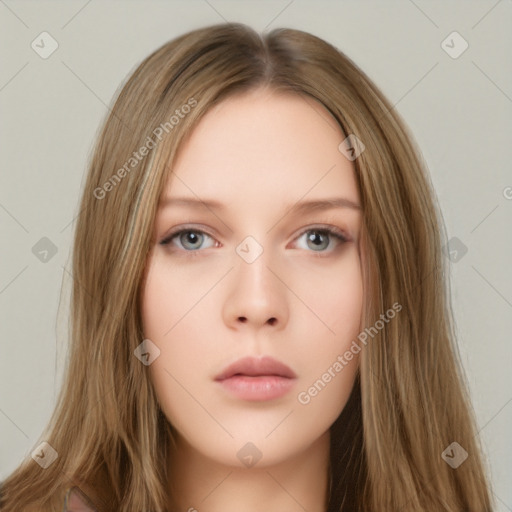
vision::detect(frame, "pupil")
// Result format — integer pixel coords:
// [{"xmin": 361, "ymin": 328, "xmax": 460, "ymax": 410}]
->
[
  {"xmin": 184, "ymin": 231, "xmax": 201, "ymax": 248},
  {"xmin": 310, "ymin": 232, "xmax": 321, "ymax": 245},
  {"xmin": 308, "ymin": 231, "xmax": 327, "ymax": 250}
]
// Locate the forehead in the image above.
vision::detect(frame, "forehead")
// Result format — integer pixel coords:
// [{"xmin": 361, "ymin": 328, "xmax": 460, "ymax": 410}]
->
[{"xmin": 162, "ymin": 88, "xmax": 360, "ymax": 211}]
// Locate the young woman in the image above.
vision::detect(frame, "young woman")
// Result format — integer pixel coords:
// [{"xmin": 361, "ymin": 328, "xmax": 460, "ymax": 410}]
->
[{"xmin": 0, "ymin": 22, "xmax": 494, "ymax": 512}]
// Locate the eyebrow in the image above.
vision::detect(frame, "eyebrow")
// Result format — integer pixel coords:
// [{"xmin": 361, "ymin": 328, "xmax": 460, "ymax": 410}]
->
[{"xmin": 159, "ymin": 196, "xmax": 362, "ymax": 214}]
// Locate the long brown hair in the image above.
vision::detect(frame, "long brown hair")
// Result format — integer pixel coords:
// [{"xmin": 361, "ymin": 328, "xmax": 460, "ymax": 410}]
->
[{"xmin": 0, "ymin": 23, "xmax": 494, "ymax": 511}]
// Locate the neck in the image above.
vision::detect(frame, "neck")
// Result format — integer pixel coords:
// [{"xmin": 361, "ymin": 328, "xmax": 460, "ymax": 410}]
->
[{"xmin": 167, "ymin": 431, "xmax": 331, "ymax": 512}]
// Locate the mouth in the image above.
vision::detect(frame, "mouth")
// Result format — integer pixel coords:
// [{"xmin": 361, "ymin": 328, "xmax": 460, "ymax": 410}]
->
[{"xmin": 214, "ymin": 356, "xmax": 296, "ymax": 402}]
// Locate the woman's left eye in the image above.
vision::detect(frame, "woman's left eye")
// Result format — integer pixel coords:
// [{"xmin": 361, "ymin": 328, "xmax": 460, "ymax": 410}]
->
[
  {"xmin": 294, "ymin": 227, "xmax": 348, "ymax": 252},
  {"xmin": 159, "ymin": 226, "xmax": 348, "ymax": 253}
]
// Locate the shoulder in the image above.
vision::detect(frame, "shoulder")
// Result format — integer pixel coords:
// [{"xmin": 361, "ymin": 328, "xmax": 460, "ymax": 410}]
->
[{"xmin": 63, "ymin": 486, "xmax": 98, "ymax": 511}]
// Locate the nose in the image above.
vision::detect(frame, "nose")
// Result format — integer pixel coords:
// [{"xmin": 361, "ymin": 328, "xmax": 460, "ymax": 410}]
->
[{"xmin": 222, "ymin": 246, "xmax": 289, "ymax": 331}]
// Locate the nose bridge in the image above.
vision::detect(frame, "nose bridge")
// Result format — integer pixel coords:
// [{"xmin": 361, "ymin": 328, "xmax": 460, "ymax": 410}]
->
[{"xmin": 234, "ymin": 237, "xmax": 275, "ymax": 295}]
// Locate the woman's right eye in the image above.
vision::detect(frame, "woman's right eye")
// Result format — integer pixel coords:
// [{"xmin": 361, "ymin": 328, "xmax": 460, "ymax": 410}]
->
[{"xmin": 160, "ymin": 229, "xmax": 217, "ymax": 251}]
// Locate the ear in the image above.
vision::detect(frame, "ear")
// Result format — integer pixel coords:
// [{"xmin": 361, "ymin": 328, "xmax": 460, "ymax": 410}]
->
[{"xmin": 64, "ymin": 486, "xmax": 97, "ymax": 512}]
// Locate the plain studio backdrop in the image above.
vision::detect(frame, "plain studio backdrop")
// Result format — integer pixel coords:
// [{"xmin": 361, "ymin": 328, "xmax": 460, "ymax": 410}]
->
[{"xmin": 0, "ymin": 0, "xmax": 511, "ymax": 509}]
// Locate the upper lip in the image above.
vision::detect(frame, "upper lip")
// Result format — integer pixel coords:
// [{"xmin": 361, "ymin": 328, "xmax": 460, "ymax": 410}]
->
[{"xmin": 215, "ymin": 356, "xmax": 296, "ymax": 380}]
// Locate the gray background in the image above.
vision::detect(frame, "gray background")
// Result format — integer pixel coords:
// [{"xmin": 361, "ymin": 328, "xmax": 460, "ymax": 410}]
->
[{"xmin": 0, "ymin": 0, "xmax": 511, "ymax": 509}]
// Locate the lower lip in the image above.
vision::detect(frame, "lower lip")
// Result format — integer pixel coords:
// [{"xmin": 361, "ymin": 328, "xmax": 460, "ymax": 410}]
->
[{"xmin": 216, "ymin": 375, "xmax": 295, "ymax": 401}]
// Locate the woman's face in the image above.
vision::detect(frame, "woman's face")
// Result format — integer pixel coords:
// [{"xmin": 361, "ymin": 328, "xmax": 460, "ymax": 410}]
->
[{"xmin": 141, "ymin": 88, "xmax": 363, "ymax": 468}]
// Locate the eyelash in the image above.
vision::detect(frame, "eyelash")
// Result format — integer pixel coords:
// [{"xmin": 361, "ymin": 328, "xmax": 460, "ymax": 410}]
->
[{"xmin": 159, "ymin": 224, "xmax": 349, "ymax": 256}]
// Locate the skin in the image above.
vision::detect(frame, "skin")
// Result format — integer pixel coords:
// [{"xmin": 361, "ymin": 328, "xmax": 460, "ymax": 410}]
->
[{"xmin": 140, "ymin": 87, "xmax": 364, "ymax": 512}]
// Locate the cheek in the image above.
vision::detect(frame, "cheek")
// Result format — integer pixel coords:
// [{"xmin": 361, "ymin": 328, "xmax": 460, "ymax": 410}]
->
[
  {"xmin": 293, "ymin": 248, "xmax": 363, "ymax": 407},
  {"xmin": 140, "ymin": 254, "xmax": 218, "ymax": 425},
  {"xmin": 141, "ymin": 252, "xmax": 211, "ymax": 338},
  {"xmin": 297, "ymin": 246, "xmax": 363, "ymax": 341},
  {"xmin": 141, "ymin": 257, "xmax": 196, "ymax": 357}
]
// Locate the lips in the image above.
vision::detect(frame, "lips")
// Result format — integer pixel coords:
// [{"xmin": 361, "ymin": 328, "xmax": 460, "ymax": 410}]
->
[
  {"xmin": 214, "ymin": 356, "xmax": 296, "ymax": 381},
  {"xmin": 214, "ymin": 356, "xmax": 297, "ymax": 401}
]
